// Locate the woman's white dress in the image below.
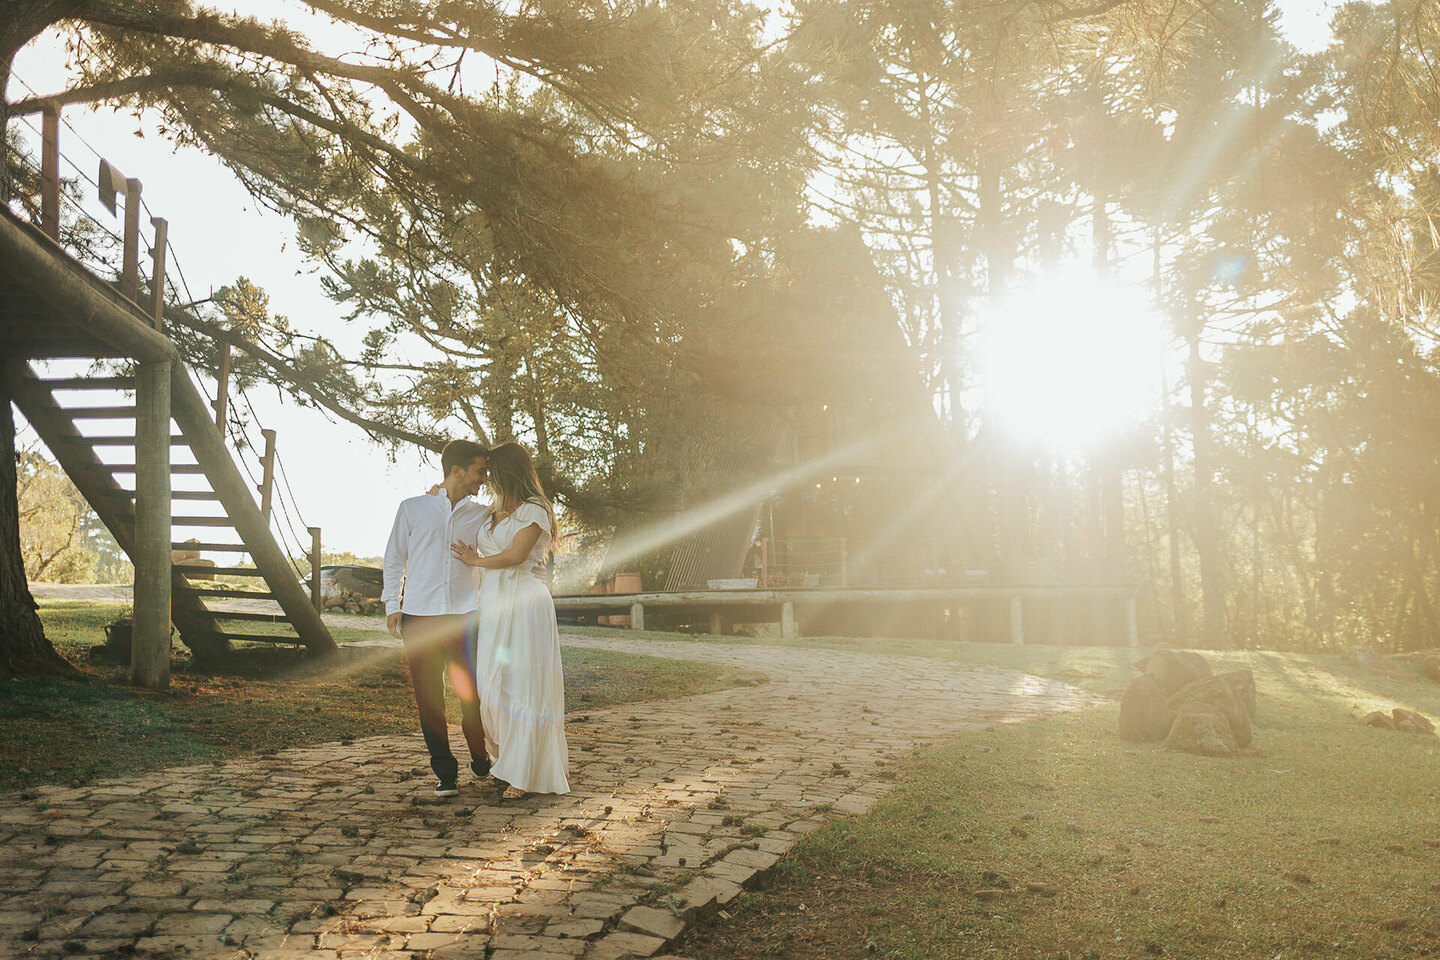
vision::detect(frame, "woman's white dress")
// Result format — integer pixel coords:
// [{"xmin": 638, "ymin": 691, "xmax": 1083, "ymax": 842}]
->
[{"xmin": 472, "ymin": 501, "xmax": 570, "ymax": 794}]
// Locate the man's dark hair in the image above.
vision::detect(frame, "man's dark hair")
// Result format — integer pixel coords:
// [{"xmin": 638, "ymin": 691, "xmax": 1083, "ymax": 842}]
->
[{"xmin": 440, "ymin": 439, "xmax": 488, "ymax": 476}]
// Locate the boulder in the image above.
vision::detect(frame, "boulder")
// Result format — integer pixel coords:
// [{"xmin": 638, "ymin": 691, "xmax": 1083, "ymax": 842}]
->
[
  {"xmin": 1165, "ymin": 702, "xmax": 1239, "ymax": 757},
  {"xmin": 171, "ymin": 538, "xmax": 202, "ymax": 564},
  {"xmin": 1420, "ymin": 655, "xmax": 1440, "ymax": 684},
  {"xmin": 1215, "ymin": 669, "xmax": 1257, "ymax": 718},
  {"xmin": 1119, "ymin": 676, "xmax": 1175, "ymax": 743},
  {"xmin": 1391, "ymin": 708, "xmax": 1435, "ymax": 734},
  {"xmin": 1135, "ymin": 650, "xmax": 1213, "ymax": 695},
  {"xmin": 1363, "ymin": 710, "xmax": 1396, "ymax": 730},
  {"xmin": 183, "ymin": 558, "xmax": 216, "ymax": 581},
  {"xmin": 1169, "ymin": 676, "xmax": 1252, "ymax": 748}
]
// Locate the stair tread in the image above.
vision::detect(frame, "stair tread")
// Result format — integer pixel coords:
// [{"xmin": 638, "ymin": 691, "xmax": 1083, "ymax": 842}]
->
[
  {"xmin": 216, "ymin": 633, "xmax": 304, "ymax": 645},
  {"xmin": 180, "ymin": 587, "xmax": 278, "ymax": 600},
  {"xmin": 201, "ymin": 611, "xmax": 292, "ymax": 623},
  {"xmin": 174, "ymin": 565, "xmax": 264, "ymax": 576},
  {"xmin": 91, "ymin": 464, "xmax": 206, "ymax": 474},
  {"xmin": 36, "ymin": 376, "xmax": 136, "ymax": 390}
]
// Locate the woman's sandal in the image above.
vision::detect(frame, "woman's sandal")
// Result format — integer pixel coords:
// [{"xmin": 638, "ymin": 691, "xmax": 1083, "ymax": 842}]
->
[{"xmin": 502, "ymin": 785, "xmax": 526, "ymax": 800}]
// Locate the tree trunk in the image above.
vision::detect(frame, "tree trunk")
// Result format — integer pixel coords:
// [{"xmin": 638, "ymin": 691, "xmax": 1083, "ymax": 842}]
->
[
  {"xmin": 0, "ymin": 386, "xmax": 75, "ymax": 677},
  {"xmin": 1188, "ymin": 333, "xmax": 1226, "ymax": 648}
]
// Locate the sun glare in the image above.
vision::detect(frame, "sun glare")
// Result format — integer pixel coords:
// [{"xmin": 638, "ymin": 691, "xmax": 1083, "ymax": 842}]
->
[{"xmin": 979, "ymin": 268, "xmax": 1165, "ymax": 451}]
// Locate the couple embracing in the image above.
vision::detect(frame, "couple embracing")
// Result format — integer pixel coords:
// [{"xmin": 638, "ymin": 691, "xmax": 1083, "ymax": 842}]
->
[{"xmin": 382, "ymin": 439, "xmax": 569, "ymax": 800}]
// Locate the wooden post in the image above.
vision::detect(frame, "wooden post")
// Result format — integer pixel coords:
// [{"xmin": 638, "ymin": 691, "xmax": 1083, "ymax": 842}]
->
[
  {"xmin": 309, "ymin": 527, "xmax": 322, "ymax": 612},
  {"xmin": 1009, "ymin": 595, "xmax": 1025, "ymax": 645},
  {"xmin": 132, "ymin": 361, "xmax": 172, "ymax": 688},
  {"xmin": 213, "ymin": 341, "xmax": 232, "ymax": 430},
  {"xmin": 781, "ymin": 600, "xmax": 796, "ymax": 639},
  {"xmin": 40, "ymin": 103, "xmax": 60, "ymax": 240},
  {"xmin": 258, "ymin": 428, "xmax": 276, "ymax": 519},
  {"xmin": 120, "ymin": 178, "xmax": 142, "ymax": 302},
  {"xmin": 709, "ymin": 611, "xmax": 723, "ymax": 636},
  {"xmin": 758, "ymin": 537, "xmax": 768, "ymax": 589},
  {"xmin": 630, "ymin": 602, "xmax": 645, "ymax": 631},
  {"xmin": 839, "ymin": 537, "xmax": 849, "ymax": 586},
  {"xmin": 148, "ymin": 217, "xmax": 167, "ymax": 331},
  {"xmin": 1126, "ymin": 596, "xmax": 1139, "ymax": 648}
]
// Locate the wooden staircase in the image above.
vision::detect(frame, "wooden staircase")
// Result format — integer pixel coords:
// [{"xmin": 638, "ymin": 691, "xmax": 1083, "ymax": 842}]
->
[{"xmin": 10, "ymin": 363, "xmax": 336, "ymax": 661}]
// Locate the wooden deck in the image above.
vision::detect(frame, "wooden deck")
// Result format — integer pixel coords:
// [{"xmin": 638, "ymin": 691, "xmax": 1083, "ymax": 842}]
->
[{"xmin": 555, "ymin": 584, "xmax": 1138, "ymax": 645}]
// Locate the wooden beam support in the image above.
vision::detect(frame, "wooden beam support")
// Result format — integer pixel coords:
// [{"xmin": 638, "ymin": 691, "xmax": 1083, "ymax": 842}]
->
[
  {"xmin": 214, "ymin": 341, "xmax": 231, "ymax": 430},
  {"xmin": 781, "ymin": 600, "xmax": 796, "ymax": 639},
  {"xmin": 259, "ymin": 429, "xmax": 276, "ymax": 520},
  {"xmin": 131, "ymin": 361, "xmax": 172, "ymax": 688},
  {"xmin": 630, "ymin": 603, "xmax": 644, "ymax": 631},
  {"xmin": 120, "ymin": 178, "xmax": 142, "ymax": 303},
  {"xmin": 310, "ymin": 527, "xmax": 322, "ymax": 613},
  {"xmin": 149, "ymin": 217, "xmax": 167, "ymax": 331},
  {"xmin": 40, "ymin": 104, "xmax": 60, "ymax": 240},
  {"xmin": 1010, "ymin": 595, "xmax": 1024, "ymax": 646}
]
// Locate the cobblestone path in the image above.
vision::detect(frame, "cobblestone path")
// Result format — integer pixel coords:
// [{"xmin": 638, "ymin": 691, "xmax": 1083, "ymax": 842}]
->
[{"xmin": 0, "ymin": 637, "xmax": 1104, "ymax": 960}]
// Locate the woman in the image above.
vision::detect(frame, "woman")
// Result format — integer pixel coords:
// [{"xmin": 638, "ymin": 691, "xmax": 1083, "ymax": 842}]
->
[{"xmin": 450, "ymin": 441, "xmax": 569, "ymax": 798}]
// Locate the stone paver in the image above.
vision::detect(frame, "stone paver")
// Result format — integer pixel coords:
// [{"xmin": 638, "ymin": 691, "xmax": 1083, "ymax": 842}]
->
[{"xmin": 0, "ymin": 635, "xmax": 1102, "ymax": 959}]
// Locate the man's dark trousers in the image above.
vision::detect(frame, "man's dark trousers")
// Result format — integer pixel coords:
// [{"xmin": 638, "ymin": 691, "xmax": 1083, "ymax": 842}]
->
[{"xmin": 399, "ymin": 613, "xmax": 486, "ymax": 781}]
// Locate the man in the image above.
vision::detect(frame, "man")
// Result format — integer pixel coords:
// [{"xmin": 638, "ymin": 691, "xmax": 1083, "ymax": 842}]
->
[{"xmin": 383, "ymin": 439, "xmax": 491, "ymax": 797}]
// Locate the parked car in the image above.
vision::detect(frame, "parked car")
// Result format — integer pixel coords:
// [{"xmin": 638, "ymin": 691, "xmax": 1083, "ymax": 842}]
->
[{"xmin": 304, "ymin": 564, "xmax": 384, "ymax": 601}]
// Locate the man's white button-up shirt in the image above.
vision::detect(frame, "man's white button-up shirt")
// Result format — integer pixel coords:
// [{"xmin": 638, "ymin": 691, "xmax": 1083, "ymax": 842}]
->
[{"xmin": 382, "ymin": 492, "xmax": 490, "ymax": 616}]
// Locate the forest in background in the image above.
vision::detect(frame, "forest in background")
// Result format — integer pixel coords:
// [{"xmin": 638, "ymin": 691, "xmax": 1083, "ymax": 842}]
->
[{"xmin": 5, "ymin": 0, "xmax": 1440, "ymax": 655}]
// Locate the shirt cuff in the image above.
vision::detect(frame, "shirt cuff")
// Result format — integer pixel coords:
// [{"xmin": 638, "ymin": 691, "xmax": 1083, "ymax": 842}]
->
[{"xmin": 385, "ymin": 600, "xmax": 402, "ymax": 616}]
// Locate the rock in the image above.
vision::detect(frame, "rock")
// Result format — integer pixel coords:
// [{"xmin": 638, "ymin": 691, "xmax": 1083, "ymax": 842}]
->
[
  {"xmin": 1119, "ymin": 676, "xmax": 1174, "ymax": 743},
  {"xmin": 1169, "ymin": 677, "xmax": 1252, "ymax": 748},
  {"xmin": 1391, "ymin": 708, "xmax": 1435, "ymax": 734},
  {"xmin": 1363, "ymin": 711, "xmax": 1395, "ymax": 730},
  {"xmin": 1164, "ymin": 702, "xmax": 1239, "ymax": 757},
  {"xmin": 103, "ymin": 618, "xmax": 132, "ymax": 660},
  {"xmin": 171, "ymin": 538, "xmax": 202, "ymax": 564},
  {"xmin": 1135, "ymin": 649, "xmax": 1212, "ymax": 695},
  {"xmin": 1420, "ymin": 655, "xmax": 1440, "ymax": 683},
  {"xmin": 1215, "ymin": 670, "xmax": 1257, "ymax": 718}
]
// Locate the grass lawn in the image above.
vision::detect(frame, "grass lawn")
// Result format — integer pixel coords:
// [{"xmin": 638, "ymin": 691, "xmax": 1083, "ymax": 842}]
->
[
  {"xmin": 651, "ymin": 632, "xmax": 1440, "ymax": 960},
  {"xmin": 0, "ymin": 600, "xmax": 766, "ymax": 793}
]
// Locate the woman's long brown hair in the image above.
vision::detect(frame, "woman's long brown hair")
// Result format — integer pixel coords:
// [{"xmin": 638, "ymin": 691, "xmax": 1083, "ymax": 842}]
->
[{"xmin": 485, "ymin": 441, "xmax": 559, "ymax": 545}]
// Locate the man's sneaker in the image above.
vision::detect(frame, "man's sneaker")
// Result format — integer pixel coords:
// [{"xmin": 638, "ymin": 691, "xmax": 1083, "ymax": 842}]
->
[
  {"xmin": 471, "ymin": 757, "xmax": 491, "ymax": 780},
  {"xmin": 434, "ymin": 779, "xmax": 460, "ymax": 798}
]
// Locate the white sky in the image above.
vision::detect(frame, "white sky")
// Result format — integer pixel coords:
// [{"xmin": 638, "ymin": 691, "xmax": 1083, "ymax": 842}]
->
[{"xmin": 7, "ymin": 0, "xmax": 1341, "ymax": 558}]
